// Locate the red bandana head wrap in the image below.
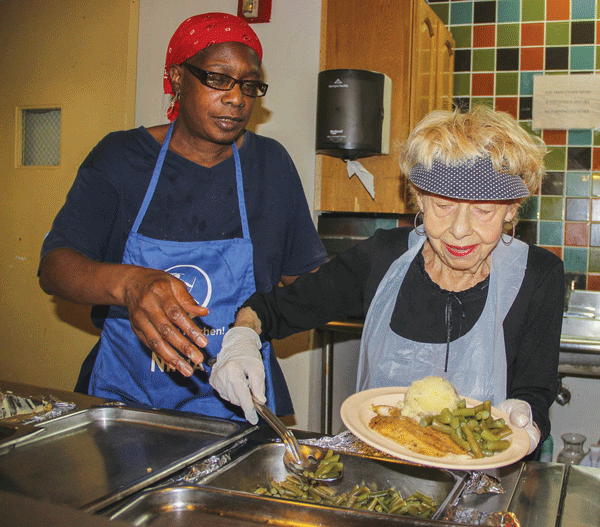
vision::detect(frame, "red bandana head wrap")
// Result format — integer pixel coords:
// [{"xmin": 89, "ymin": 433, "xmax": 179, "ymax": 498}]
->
[{"xmin": 164, "ymin": 12, "xmax": 263, "ymax": 121}]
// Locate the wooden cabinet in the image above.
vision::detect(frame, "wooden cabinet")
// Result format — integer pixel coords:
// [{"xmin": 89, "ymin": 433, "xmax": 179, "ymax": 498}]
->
[{"xmin": 316, "ymin": 0, "xmax": 454, "ymax": 214}]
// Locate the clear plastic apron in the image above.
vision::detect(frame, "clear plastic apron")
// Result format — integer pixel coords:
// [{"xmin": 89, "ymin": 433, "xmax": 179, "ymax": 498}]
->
[
  {"xmin": 90, "ymin": 122, "xmax": 276, "ymax": 418},
  {"xmin": 358, "ymin": 229, "xmax": 528, "ymax": 405}
]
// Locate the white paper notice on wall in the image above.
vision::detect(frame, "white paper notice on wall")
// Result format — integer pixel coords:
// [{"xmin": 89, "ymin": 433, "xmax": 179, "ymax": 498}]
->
[{"xmin": 532, "ymin": 75, "xmax": 600, "ymax": 130}]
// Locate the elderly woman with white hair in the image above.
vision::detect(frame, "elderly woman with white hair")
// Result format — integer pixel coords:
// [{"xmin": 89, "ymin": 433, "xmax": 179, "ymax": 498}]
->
[{"xmin": 210, "ymin": 106, "xmax": 564, "ymax": 457}]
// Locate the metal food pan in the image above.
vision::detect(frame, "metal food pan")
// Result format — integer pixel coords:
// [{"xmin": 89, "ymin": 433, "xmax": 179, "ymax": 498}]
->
[
  {"xmin": 0, "ymin": 406, "xmax": 253, "ymax": 512},
  {"xmin": 197, "ymin": 442, "xmax": 466, "ymax": 520},
  {"xmin": 109, "ymin": 485, "xmax": 456, "ymax": 526}
]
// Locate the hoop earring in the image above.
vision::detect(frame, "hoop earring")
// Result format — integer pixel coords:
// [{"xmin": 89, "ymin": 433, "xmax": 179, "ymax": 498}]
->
[
  {"xmin": 166, "ymin": 92, "xmax": 180, "ymax": 120},
  {"xmin": 414, "ymin": 211, "xmax": 426, "ymax": 236},
  {"xmin": 501, "ymin": 221, "xmax": 515, "ymax": 246}
]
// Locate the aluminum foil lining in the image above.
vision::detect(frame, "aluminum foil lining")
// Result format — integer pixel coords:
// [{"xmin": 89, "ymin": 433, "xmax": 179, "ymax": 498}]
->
[
  {"xmin": 162, "ymin": 438, "xmax": 249, "ymax": 486},
  {"xmin": 0, "ymin": 391, "xmax": 76, "ymax": 425}
]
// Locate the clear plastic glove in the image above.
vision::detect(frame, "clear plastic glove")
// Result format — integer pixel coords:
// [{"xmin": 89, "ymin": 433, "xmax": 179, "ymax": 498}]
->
[
  {"xmin": 209, "ymin": 327, "xmax": 266, "ymax": 424},
  {"xmin": 497, "ymin": 399, "xmax": 541, "ymax": 455}
]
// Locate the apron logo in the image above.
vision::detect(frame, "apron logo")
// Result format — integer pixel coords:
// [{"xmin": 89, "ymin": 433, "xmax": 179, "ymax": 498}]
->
[{"xmin": 165, "ymin": 264, "xmax": 212, "ymax": 307}]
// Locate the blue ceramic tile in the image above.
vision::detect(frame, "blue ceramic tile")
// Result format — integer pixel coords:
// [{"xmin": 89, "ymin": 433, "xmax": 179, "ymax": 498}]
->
[
  {"xmin": 566, "ymin": 172, "xmax": 591, "ymax": 196},
  {"xmin": 450, "ymin": 2, "xmax": 473, "ymax": 25},
  {"xmin": 568, "ymin": 130, "xmax": 593, "ymax": 146},
  {"xmin": 572, "ymin": 0, "xmax": 595, "ymax": 20},
  {"xmin": 539, "ymin": 221, "xmax": 564, "ymax": 246},
  {"xmin": 566, "ymin": 197, "xmax": 590, "ymax": 220},
  {"xmin": 591, "ymin": 224, "xmax": 600, "ymax": 247},
  {"xmin": 497, "ymin": 0, "xmax": 520, "ymax": 23},
  {"xmin": 563, "ymin": 247, "xmax": 588, "ymax": 273},
  {"xmin": 519, "ymin": 71, "xmax": 535, "ymax": 95},
  {"xmin": 571, "ymin": 46, "xmax": 594, "ymax": 70}
]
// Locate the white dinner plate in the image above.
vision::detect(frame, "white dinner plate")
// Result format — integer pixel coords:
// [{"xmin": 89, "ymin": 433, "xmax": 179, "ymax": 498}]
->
[{"xmin": 340, "ymin": 387, "xmax": 530, "ymax": 470}]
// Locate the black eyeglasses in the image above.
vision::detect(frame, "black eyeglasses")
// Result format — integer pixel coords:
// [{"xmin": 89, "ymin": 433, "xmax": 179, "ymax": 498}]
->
[{"xmin": 182, "ymin": 62, "xmax": 268, "ymax": 97}]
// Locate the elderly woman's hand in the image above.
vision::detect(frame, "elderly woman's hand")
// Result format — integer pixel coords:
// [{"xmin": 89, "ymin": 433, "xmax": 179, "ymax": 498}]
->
[
  {"xmin": 209, "ymin": 326, "xmax": 266, "ymax": 424},
  {"xmin": 497, "ymin": 399, "xmax": 541, "ymax": 455},
  {"xmin": 123, "ymin": 266, "xmax": 209, "ymax": 376}
]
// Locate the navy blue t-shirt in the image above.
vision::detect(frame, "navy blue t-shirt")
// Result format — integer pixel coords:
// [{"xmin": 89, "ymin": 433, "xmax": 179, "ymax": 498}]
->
[{"xmin": 41, "ymin": 127, "xmax": 327, "ymax": 325}]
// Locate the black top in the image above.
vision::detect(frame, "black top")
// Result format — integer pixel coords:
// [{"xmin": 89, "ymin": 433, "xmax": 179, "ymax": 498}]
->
[{"xmin": 243, "ymin": 227, "xmax": 565, "ymax": 441}]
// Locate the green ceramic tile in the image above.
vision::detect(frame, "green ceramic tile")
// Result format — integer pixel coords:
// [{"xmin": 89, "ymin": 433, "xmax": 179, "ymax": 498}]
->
[
  {"xmin": 497, "ymin": 24, "xmax": 520, "ymax": 47},
  {"xmin": 546, "ymin": 22, "xmax": 569, "ymax": 46},
  {"xmin": 589, "ymin": 248, "xmax": 600, "ymax": 272},
  {"xmin": 522, "ymin": 0, "xmax": 544, "ymax": 22},
  {"xmin": 592, "ymin": 174, "xmax": 600, "ymax": 196},
  {"xmin": 453, "ymin": 73, "xmax": 471, "ymax": 96},
  {"xmin": 566, "ymin": 172, "xmax": 591, "ymax": 197},
  {"xmin": 430, "ymin": 3, "xmax": 449, "ymax": 25},
  {"xmin": 545, "ymin": 147, "xmax": 567, "ymax": 171},
  {"xmin": 569, "ymin": 130, "xmax": 593, "ymax": 146},
  {"xmin": 540, "ymin": 196, "xmax": 565, "ymax": 220},
  {"xmin": 451, "ymin": 26, "xmax": 472, "ymax": 49},
  {"xmin": 563, "ymin": 247, "xmax": 588, "ymax": 273},
  {"xmin": 471, "ymin": 97, "xmax": 494, "ymax": 108},
  {"xmin": 594, "ymin": 132, "xmax": 600, "ymax": 147},
  {"xmin": 472, "ymin": 48, "xmax": 495, "ymax": 71},
  {"xmin": 519, "ymin": 196, "xmax": 539, "ymax": 220},
  {"xmin": 539, "ymin": 221, "xmax": 564, "ymax": 246},
  {"xmin": 597, "ymin": 47, "xmax": 600, "ymax": 70},
  {"xmin": 496, "ymin": 72, "xmax": 519, "ymax": 95}
]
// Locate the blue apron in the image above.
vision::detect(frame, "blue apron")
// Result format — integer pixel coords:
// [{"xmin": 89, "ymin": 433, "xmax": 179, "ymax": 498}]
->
[
  {"xmin": 358, "ymin": 230, "xmax": 528, "ymax": 406},
  {"xmin": 89, "ymin": 122, "xmax": 276, "ymax": 418}
]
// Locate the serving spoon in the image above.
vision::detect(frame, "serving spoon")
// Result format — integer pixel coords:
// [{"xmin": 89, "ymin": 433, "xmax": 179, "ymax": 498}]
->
[{"xmin": 252, "ymin": 396, "xmax": 343, "ymax": 483}]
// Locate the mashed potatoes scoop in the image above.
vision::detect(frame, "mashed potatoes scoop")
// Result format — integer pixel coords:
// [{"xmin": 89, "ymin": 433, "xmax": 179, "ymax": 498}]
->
[{"xmin": 400, "ymin": 376, "xmax": 461, "ymax": 420}]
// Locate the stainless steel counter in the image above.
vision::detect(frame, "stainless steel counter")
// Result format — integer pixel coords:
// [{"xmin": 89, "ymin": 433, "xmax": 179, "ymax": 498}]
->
[{"xmin": 2, "ymin": 380, "xmax": 600, "ymax": 527}]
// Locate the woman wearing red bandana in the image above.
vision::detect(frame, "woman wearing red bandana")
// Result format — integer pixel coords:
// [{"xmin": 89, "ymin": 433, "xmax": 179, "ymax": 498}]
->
[{"xmin": 38, "ymin": 13, "xmax": 326, "ymax": 422}]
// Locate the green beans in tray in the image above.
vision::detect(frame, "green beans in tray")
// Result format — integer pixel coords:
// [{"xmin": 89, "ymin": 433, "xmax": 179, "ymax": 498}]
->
[
  {"xmin": 254, "ymin": 451, "xmax": 438, "ymax": 519},
  {"xmin": 419, "ymin": 399, "xmax": 512, "ymax": 459},
  {"xmin": 254, "ymin": 475, "xmax": 439, "ymax": 518}
]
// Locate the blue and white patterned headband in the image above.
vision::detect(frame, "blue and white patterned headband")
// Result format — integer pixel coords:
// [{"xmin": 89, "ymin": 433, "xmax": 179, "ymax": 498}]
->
[{"xmin": 408, "ymin": 157, "xmax": 530, "ymax": 201}]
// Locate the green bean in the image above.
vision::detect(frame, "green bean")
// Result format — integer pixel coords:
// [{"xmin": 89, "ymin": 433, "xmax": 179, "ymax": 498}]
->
[
  {"xmin": 485, "ymin": 439, "xmax": 511, "ymax": 452},
  {"xmin": 452, "ymin": 407, "xmax": 475, "ymax": 417},
  {"xmin": 420, "ymin": 415, "xmax": 434, "ymax": 427},
  {"xmin": 495, "ymin": 426, "xmax": 513, "ymax": 439},
  {"xmin": 431, "ymin": 420, "xmax": 453, "ymax": 435},
  {"xmin": 451, "ymin": 430, "xmax": 471, "ymax": 451},
  {"xmin": 462, "ymin": 421, "xmax": 484, "ymax": 458}
]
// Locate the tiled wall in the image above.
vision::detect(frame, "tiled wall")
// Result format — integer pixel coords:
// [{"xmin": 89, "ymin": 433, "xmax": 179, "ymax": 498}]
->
[{"xmin": 428, "ymin": 0, "xmax": 600, "ymax": 290}]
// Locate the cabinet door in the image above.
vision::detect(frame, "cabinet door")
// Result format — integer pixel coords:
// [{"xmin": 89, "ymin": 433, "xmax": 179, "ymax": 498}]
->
[
  {"xmin": 409, "ymin": 0, "xmax": 437, "ymax": 129},
  {"xmin": 436, "ymin": 24, "xmax": 455, "ymax": 111}
]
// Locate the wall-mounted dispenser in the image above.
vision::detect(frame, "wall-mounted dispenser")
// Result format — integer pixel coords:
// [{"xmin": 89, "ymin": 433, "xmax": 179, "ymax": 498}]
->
[{"xmin": 316, "ymin": 69, "xmax": 392, "ymax": 161}]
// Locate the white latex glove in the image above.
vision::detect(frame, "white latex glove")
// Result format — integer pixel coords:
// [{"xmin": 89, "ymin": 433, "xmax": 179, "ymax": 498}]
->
[
  {"xmin": 209, "ymin": 327, "xmax": 266, "ymax": 424},
  {"xmin": 497, "ymin": 399, "xmax": 541, "ymax": 455}
]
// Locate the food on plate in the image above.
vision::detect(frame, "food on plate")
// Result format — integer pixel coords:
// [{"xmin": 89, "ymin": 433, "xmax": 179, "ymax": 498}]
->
[
  {"xmin": 255, "ymin": 474, "xmax": 439, "ymax": 518},
  {"xmin": 368, "ymin": 378, "xmax": 513, "ymax": 459},
  {"xmin": 399, "ymin": 376, "xmax": 460, "ymax": 420},
  {"xmin": 370, "ymin": 405, "xmax": 468, "ymax": 457}
]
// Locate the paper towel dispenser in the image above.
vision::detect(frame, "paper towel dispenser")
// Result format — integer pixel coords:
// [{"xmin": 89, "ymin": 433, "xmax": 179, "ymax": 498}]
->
[{"xmin": 316, "ymin": 69, "xmax": 392, "ymax": 160}]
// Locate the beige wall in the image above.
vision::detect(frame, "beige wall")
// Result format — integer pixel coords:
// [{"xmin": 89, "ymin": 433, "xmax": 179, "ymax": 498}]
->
[{"xmin": 0, "ymin": 0, "xmax": 138, "ymax": 390}]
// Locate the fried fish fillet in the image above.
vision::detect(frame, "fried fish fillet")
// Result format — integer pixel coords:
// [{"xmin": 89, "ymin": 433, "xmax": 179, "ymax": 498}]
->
[{"xmin": 369, "ymin": 406, "xmax": 467, "ymax": 458}]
